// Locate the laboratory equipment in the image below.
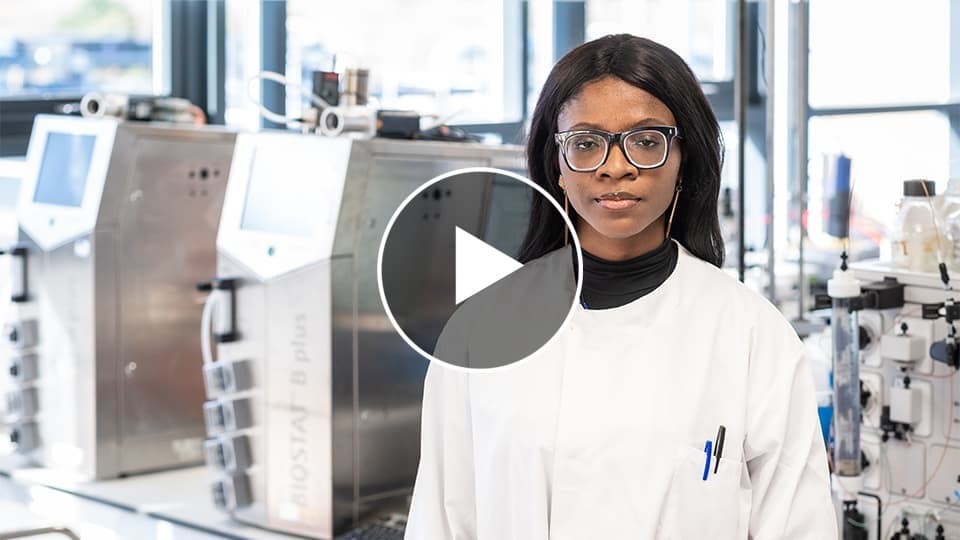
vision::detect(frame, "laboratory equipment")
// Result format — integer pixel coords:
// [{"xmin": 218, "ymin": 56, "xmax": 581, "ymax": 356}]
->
[
  {"xmin": 342, "ymin": 68, "xmax": 370, "ymax": 107},
  {"xmin": 937, "ymin": 178, "xmax": 960, "ymax": 215},
  {"xmin": 823, "ymin": 154, "xmax": 852, "ymax": 239},
  {"xmin": 941, "ymin": 179, "xmax": 960, "ymax": 272},
  {"xmin": 319, "ymin": 106, "xmax": 377, "ymax": 137},
  {"xmin": 312, "ymin": 71, "xmax": 341, "ymax": 107},
  {"xmin": 200, "ymin": 131, "xmax": 523, "ymax": 537},
  {"xmin": 2, "ymin": 114, "xmax": 234, "ymax": 480},
  {"xmin": 817, "ymin": 255, "xmax": 960, "ymax": 538},
  {"xmin": 890, "ymin": 179, "xmax": 939, "ymax": 272},
  {"xmin": 80, "ymin": 92, "xmax": 201, "ymax": 124},
  {"xmin": 824, "ymin": 251, "xmax": 869, "ymax": 538},
  {"xmin": 828, "ymin": 253, "xmax": 862, "ymax": 480}
]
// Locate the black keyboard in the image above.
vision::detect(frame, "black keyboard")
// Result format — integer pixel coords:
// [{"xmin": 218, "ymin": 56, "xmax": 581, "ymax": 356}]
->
[{"xmin": 337, "ymin": 524, "xmax": 406, "ymax": 540}]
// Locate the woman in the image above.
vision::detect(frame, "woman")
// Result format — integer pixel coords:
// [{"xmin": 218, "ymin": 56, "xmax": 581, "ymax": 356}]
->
[{"xmin": 405, "ymin": 34, "xmax": 836, "ymax": 539}]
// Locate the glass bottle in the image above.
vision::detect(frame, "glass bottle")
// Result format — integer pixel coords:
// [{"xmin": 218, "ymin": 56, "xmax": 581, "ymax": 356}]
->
[
  {"xmin": 890, "ymin": 179, "xmax": 939, "ymax": 272},
  {"xmin": 942, "ymin": 178, "xmax": 960, "ymax": 271}
]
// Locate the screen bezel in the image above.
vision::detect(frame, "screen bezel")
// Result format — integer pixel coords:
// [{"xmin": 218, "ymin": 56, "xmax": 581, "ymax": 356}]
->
[
  {"xmin": 18, "ymin": 115, "xmax": 117, "ymax": 251},
  {"xmin": 217, "ymin": 133, "xmax": 351, "ymax": 280},
  {"xmin": 237, "ymin": 146, "xmax": 323, "ymax": 238}
]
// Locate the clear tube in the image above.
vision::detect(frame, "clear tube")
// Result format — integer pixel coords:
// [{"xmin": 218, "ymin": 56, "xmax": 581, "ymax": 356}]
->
[{"xmin": 832, "ymin": 296, "xmax": 861, "ymax": 476}]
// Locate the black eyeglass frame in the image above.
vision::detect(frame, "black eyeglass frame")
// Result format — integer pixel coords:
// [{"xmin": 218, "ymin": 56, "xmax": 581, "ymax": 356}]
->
[{"xmin": 554, "ymin": 126, "xmax": 682, "ymax": 172}]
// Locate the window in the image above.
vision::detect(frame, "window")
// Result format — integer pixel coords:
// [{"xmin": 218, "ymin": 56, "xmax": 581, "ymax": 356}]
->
[
  {"xmin": 809, "ymin": 1, "xmax": 952, "ymax": 108},
  {"xmin": 584, "ymin": 0, "xmax": 733, "ymax": 82},
  {"xmin": 0, "ymin": 0, "xmax": 156, "ymax": 97},
  {"xmin": 807, "ymin": 111, "xmax": 953, "ymax": 258},
  {"xmin": 223, "ymin": 0, "xmax": 523, "ymax": 131},
  {"xmin": 805, "ymin": 1, "xmax": 960, "ymax": 261},
  {"xmin": 284, "ymin": 0, "xmax": 522, "ymax": 125},
  {"xmin": 223, "ymin": 1, "xmax": 262, "ymax": 130}
]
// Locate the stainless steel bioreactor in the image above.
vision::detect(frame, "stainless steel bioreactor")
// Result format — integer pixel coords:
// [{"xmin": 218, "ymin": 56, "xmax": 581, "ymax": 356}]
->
[
  {"xmin": 3, "ymin": 115, "xmax": 235, "ymax": 480},
  {"xmin": 201, "ymin": 132, "xmax": 524, "ymax": 537}
]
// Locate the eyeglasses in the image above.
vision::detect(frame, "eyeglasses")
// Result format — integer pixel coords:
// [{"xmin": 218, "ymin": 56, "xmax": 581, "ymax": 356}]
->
[{"xmin": 554, "ymin": 126, "xmax": 682, "ymax": 172}]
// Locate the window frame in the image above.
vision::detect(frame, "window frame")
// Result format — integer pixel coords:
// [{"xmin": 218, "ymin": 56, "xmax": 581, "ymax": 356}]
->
[{"xmin": 0, "ymin": 0, "xmax": 224, "ymax": 157}]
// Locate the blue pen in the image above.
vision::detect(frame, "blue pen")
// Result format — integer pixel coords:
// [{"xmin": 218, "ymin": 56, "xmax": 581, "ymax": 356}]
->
[{"xmin": 702, "ymin": 440, "xmax": 713, "ymax": 481}]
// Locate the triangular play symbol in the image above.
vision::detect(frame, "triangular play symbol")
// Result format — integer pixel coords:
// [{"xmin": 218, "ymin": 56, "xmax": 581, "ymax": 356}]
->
[{"xmin": 455, "ymin": 226, "xmax": 523, "ymax": 305}]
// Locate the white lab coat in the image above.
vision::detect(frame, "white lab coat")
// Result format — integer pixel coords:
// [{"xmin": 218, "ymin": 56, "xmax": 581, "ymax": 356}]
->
[{"xmin": 405, "ymin": 243, "xmax": 838, "ymax": 539}]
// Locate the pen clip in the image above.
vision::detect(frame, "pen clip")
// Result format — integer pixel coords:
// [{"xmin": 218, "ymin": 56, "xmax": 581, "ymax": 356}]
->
[
  {"xmin": 702, "ymin": 440, "xmax": 713, "ymax": 481},
  {"xmin": 713, "ymin": 425, "xmax": 726, "ymax": 475}
]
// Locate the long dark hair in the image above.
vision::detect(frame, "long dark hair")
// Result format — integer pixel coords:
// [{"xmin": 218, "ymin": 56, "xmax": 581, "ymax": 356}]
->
[{"xmin": 519, "ymin": 34, "xmax": 725, "ymax": 267}]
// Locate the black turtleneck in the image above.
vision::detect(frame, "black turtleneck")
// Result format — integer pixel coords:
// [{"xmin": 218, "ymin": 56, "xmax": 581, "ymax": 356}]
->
[{"xmin": 577, "ymin": 239, "xmax": 678, "ymax": 310}]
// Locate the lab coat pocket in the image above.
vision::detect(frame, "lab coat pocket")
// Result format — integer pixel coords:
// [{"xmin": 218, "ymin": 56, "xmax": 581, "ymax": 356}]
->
[{"xmin": 657, "ymin": 445, "xmax": 745, "ymax": 540}]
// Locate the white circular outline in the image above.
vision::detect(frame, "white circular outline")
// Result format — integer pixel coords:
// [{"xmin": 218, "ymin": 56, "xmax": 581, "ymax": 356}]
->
[{"xmin": 376, "ymin": 166, "xmax": 584, "ymax": 374}]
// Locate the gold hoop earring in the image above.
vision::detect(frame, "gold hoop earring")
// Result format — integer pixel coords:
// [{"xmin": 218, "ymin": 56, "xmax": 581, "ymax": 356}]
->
[
  {"xmin": 564, "ymin": 193, "xmax": 570, "ymax": 247},
  {"xmin": 664, "ymin": 184, "xmax": 682, "ymax": 240}
]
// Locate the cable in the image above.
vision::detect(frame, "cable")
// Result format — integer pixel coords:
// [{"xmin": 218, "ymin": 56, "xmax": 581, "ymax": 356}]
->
[
  {"xmin": 881, "ymin": 370, "xmax": 956, "ymax": 513},
  {"xmin": 923, "ymin": 367, "xmax": 958, "ymax": 379},
  {"xmin": 874, "ymin": 182, "xmax": 960, "ymax": 515},
  {"xmin": 846, "ymin": 516, "xmax": 866, "ymax": 529},
  {"xmin": 245, "ymin": 71, "xmax": 299, "ymax": 125},
  {"xmin": 883, "ymin": 445, "xmax": 895, "ymax": 504},
  {"xmin": 855, "ymin": 269, "xmax": 958, "ymax": 533},
  {"xmin": 254, "ymin": 70, "xmax": 332, "ymax": 108},
  {"xmin": 857, "ymin": 491, "xmax": 882, "ymax": 540},
  {"xmin": 245, "ymin": 70, "xmax": 334, "ymax": 125}
]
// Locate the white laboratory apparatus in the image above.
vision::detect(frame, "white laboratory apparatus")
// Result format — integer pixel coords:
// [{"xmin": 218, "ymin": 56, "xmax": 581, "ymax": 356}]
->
[{"xmin": 822, "ymin": 255, "xmax": 960, "ymax": 539}]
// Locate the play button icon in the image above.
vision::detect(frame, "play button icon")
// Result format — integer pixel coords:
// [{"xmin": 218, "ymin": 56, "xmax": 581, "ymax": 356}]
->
[
  {"xmin": 455, "ymin": 227, "xmax": 523, "ymax": 305},
  {"xmin": 378, "ymin": 167, "xmax": 582, "ymax": 371}
]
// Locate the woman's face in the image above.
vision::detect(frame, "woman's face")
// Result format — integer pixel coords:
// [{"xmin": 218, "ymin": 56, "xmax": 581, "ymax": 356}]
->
[{"xmin": 557, "ymin": 76, "xmax": 682, "ymax": 258}]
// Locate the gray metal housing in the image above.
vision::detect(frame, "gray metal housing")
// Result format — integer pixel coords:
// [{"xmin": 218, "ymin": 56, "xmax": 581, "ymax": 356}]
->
[
  {"xmin": 5, "ymin": 115, "xmax": 235, "ymax": 479},
  {"xmin": 206, "ymin": 132, "xmax": 524, "ymax": 537}
]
